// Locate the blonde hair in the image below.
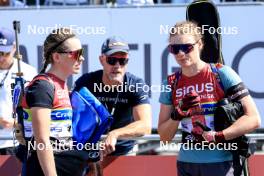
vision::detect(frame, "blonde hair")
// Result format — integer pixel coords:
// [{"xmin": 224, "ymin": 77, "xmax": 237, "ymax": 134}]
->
[{"xmin": 169, "ymin": 21, "xmax": 203, "ymax": 42}]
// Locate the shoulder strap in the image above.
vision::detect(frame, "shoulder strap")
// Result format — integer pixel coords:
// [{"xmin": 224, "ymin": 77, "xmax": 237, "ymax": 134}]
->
[
  {"xmin": 210, "ymin": 63, "xmax": 224, "ymax": 92},
  {"xmin": 32, "ymin": 73, "xmax": 54, "ymax": 85},
  {"xmin": 167, "ymin": 69, "xmax": 181, "ymax": 106},
  {"xmin": 26, "ymin": 73, "xmax": 56, "ymax": 105}
]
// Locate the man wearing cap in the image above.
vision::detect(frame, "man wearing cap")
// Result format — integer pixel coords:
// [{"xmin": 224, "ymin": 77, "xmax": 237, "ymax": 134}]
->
[
  {"xmin": 74, "ymin": 36, "xmax": 152, "ymax": 156},
  {"xmin": 0, "ymin": 27, "xmax": 37, "ymax": 155}
]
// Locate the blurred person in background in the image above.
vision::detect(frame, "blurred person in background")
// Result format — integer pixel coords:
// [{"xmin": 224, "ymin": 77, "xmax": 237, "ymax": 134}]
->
[
  {"xmin": 116, "ymin": 0, "xmax": 154, "ymax": 5},
  {"xmin": 0, "ymin": 27, "xmax": 37, "ymax": 155},
  {"xmin": 44, "ymin": 0, "xmax": 89, "ymax": 5},
  {"xmin": 0, "ymin": 0, "xmax": 25, "ymax": 7}
]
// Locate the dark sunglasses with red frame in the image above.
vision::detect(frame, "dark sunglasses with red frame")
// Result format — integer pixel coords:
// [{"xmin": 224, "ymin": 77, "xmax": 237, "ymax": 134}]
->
[
  {"xmin": 168, "ymin": 40, "xmax": 199, "ymax": 55},
  {"xmin": 106, "ymin": 56, "xmax": 129, "ymax": 66},
  {"xmin": 57, "ymin": 48, "xmax": 84, "ymax": 62}
]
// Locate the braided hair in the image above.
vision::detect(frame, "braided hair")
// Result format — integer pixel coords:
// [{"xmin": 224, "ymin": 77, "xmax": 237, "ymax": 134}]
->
[{"xmin": 40, "ymin": 28, "xmax": 76, "ymax": 73}]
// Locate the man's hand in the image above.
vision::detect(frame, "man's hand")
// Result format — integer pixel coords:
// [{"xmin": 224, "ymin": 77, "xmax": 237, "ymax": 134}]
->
[
  {"xmin": 102, "ymin": 131, "xmax": 118, "ymax": 156},
  {"xmin": 0, "ymin": 118, "xmax": 14, "ymax": 128},
  {"xmin": 0, "ymin": 117, "xmax": 26, "ymax": 145}
]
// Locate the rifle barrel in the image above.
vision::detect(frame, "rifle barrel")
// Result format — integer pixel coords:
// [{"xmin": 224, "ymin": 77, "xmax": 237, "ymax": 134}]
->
[{"xmin": 13, "ymin": 21, "xmax": 23, "ymax": 77}]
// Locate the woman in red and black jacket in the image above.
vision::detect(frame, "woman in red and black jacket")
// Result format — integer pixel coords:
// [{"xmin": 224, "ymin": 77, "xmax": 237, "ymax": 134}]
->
[{"xmin": 22, "ymin": 28, "xmax": 86, "ymax": 176}]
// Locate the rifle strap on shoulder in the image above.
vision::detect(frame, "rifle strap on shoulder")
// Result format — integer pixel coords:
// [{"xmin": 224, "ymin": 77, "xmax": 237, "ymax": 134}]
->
[
  {"xmin": 210, "ymin": 63, "xmax": 225, "ymax": 92},
  {"xmin": 167, "ymin": 70, "xmax": 181, "ymax": 107}
]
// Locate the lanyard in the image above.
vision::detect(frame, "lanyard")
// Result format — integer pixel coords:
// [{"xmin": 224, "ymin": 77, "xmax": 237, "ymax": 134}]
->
[
  {"xmin": 111, "ymin": 92, "xmax": 120, "ymax": 116},
  {"xmin": 105, "ymin": 92, "xmax": 120, "ymax": 116},
  {"xmin": 0, "ymin": 69, "xmax": 10, "ymax": 88}
]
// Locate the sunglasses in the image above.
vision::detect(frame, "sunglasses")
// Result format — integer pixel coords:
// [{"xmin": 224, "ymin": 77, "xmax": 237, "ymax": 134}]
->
[
  {"xmin": 57, "ymin": 48, "xmax": 83, "ymax": 62},
  {"xmin": 168, "ymin": 41, "xmax": 199, "ymax": 55},
  {"xmin": 106, "ymin": 57, "xmax": 129, "ymax": 66},
  {"xmin": 0, "ymin": 52, "xmax": 11, "ymax": 57}
]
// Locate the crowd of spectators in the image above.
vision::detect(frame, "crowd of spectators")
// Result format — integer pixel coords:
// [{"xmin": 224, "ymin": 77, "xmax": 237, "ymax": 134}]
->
[{"xmin": 0, "ymin": 0, "xmax": 262, "ymax": 7}]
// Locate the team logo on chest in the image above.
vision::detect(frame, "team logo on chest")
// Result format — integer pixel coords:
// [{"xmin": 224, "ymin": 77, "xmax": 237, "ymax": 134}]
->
[
  {"xmin": 176, "ymin": 83, "xmax": 214, "ymax": 97},
  {"xmin": 57, "ymin": 89, "xmax": 69, "ymax": 99}
]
